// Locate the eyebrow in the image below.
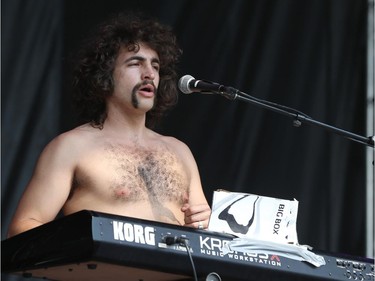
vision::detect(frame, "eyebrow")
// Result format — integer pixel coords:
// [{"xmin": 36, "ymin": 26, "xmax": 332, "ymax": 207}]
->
[{"xmin": 124, "ymin": 55, "xmax": 160, "ymax": 64}]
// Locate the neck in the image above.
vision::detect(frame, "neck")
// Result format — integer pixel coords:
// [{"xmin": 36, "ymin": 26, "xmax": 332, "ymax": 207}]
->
[{"xmin": 103, "ymin": 111, "xmax": 150, "ymax": 139}]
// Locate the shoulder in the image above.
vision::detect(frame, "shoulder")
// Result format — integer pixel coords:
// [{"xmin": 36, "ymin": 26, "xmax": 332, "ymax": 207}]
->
[
  {"xmin": 42, "ymin": 124, "xmax": 99, "ymax": 159},
  {"xmin": 158, "ymin": 133, "xmax": 190, "ymax": 152},
  {"xmin": 157, "ymin": 133, "xmax": 196, "ymax": 162}
]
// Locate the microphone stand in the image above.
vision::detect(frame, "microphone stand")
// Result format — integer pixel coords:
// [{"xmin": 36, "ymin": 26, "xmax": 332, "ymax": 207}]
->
[{"xmin": 216, "ymin": 87, "xmax": 374, "ymax": 148}]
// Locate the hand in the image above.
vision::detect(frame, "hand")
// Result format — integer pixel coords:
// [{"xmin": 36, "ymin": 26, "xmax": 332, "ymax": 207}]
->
[{"xmin": 181, "ymin": 203, "xmax": 211, "ymax": 229}]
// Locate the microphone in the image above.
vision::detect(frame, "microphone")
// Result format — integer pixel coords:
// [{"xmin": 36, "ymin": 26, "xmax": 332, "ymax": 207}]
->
[{"xmin": 178, "ymin": 75, "xmax": 226, "ymax": 94}]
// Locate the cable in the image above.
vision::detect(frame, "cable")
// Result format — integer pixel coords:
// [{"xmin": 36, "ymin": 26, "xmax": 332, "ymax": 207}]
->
[
  {"xmin": 182, "ymin": 239, "xmax": 199, "ymax": 281},
  {"xmin": 163, "ymin": 235, "xmax": 198, "ymax": 281},
  {"xmin": 237, "ymin": 89, "xmax": 312, "ymax": 119}
]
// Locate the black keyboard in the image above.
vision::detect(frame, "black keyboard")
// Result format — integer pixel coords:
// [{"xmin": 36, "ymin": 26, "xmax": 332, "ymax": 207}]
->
[{"xmin": 2, "ymin": 210, "xmax": 374, "ymax": 281}]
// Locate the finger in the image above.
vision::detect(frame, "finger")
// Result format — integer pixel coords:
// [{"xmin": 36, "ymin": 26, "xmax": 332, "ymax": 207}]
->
[
  {"xmin": 180, "ymin": 203, "xmax": 190, "ymax": 212},
  {"xmin": 183, "ymin": 203, "xmax": 210, "ymax": 217},
  {"xmin": 184, "ymin": 209, "xmax": 211, "ymax": 225},
  {"xmin": 184, "ymin": 219, "xmax": 208, "ymax": 229}
]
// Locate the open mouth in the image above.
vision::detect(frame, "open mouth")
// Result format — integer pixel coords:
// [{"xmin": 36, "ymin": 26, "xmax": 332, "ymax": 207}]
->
[{"xmin": 139, "ymin": 84, "xmax": 154, "ymax": 94}]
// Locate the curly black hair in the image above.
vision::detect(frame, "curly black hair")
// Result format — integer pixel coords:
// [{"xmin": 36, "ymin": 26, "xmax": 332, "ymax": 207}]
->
[{"xmin": 72, "ymin": 12, "xmax": 182, "ymax": 129}]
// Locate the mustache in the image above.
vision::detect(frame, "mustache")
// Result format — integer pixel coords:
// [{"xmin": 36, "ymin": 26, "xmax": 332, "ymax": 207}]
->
[
  {"xmin": 131, "ymin": 80, "xmax": 157, "ymax": 109},
  {"xmin": 133, "ymin": 80, "xmax": 157, "ymax": 93}
]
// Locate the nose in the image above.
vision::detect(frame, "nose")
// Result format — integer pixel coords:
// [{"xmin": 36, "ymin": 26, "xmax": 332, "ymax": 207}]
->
[{"xmin": 142, "ymin": 63, "xmax": 156, "ymax": 81}]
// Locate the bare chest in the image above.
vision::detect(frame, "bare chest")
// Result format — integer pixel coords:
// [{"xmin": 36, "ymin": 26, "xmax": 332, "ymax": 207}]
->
[{"xmin": 74, "ymin": 143, "xmax": 190, "ymax": 204}]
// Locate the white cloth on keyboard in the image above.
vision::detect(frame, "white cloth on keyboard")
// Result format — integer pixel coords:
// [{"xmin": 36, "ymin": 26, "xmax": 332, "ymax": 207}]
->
[
  {"xmin": 208, "ymin": 190, "xmax": 299, "ymax": 244},
  {"xmin": 222, "ymin": 237, "xmax": 326, "ymax": 267}
]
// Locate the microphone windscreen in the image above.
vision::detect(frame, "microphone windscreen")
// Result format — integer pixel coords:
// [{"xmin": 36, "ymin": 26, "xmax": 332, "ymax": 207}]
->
[{"xmin": 178, "ymin": 75, "xmax": 195, "ymax": 94}]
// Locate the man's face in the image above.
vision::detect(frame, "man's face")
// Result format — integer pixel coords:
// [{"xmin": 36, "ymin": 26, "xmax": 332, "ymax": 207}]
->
[{"xmin": 111, "ymin": 43, "xmax": 160, "ymax": 113}]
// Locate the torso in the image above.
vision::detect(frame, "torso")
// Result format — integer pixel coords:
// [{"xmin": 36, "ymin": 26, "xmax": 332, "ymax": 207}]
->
[{"xmin": 62, "ymin": 126, "xmax": 190, "ymax": 225}]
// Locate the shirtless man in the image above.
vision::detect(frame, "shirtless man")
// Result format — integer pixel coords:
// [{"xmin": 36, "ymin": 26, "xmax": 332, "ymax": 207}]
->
[{"xmin": 8, "ymin": 12, "xmax": 211, "ymax": 237}]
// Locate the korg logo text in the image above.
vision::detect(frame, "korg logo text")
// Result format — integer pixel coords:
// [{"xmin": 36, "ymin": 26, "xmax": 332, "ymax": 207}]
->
[
  {"xmin": 112, "ymin": 221, "xmax": 156, "ymax": 245},
  {"xmin": 199, "ymin": 236, "xmax": 281, "ymax": 267}
]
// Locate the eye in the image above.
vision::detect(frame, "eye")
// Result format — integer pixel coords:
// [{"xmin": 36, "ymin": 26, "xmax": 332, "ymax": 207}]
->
[{"xmin": 129, "ymin": 62, "xmax": 140, "ymax": 66}]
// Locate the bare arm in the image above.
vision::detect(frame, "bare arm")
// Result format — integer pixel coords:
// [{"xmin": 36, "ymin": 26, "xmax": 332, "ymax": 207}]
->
[
  {"xmin": 7, "ymin": 133, "xmax": 77, "ymax": 237},
  {"xmin": 176, "ymin": 141, "xmax": 211, "ymax": 229}
]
